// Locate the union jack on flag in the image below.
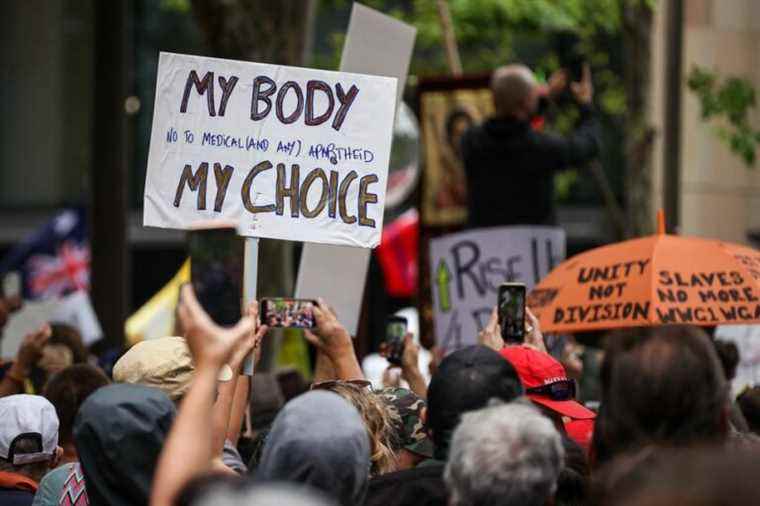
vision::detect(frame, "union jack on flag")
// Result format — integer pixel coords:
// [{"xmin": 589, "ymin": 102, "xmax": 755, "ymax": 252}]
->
[
  {"xmin": 27, "ymin": 240, "xmax": 90, "ymax": 299},
  {"xmin": 0, "ymin": 208, "xmax": 89, "ymax": 300}
]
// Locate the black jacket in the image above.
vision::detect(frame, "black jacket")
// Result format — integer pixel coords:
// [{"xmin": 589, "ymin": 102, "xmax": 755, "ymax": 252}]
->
[
  {"xmin": 0, "ymin": 488, "xmax": 34, "ymax": 506},
  {"xmin": 364, "ymin": 460, "xmax": 446, "ymax": 506},
  {"xmin": 461, "ymin": 105, "xmax": 600, "ymax": 227}
]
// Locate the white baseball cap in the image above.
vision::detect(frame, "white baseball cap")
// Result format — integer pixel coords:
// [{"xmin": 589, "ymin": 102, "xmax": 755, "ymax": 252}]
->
[{"xmin": 0, "ymin": 394, "xmax": 59, "ymax": 465}]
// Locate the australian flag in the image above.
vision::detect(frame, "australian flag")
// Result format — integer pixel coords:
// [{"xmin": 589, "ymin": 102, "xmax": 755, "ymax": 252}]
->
[{"xmin": 0, "ymin": 208, "xmax": 89, "ymax": 300}]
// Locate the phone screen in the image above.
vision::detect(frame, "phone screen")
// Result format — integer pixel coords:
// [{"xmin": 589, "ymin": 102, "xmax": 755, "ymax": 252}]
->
[
  {"xmin": 554, "ymin": 30, "xmax": 585, "ymax": 82},
  {"xmin": 385, "ymin": 316, "xmax": 407, "ymax": 365},
  {"xmin": 261, "ymin": 298, "xmax": 316, "ymax": 328},
  {"xmin": 188, "ymin": 228, "xmax": 244, "ymax": 327},
  {"xmin": 499, "ymin": 283, "xmax": 526, "ymax": 343},
  {"xmin": 3, "ymin": 272, "xmax": 21, "ymax": 299}
]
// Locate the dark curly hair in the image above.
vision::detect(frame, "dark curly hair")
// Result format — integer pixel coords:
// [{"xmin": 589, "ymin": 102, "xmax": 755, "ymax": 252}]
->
[
  {"xmin": 49, "ymin": 323, "xmax": 89, "ymax": 364},
  {"xmin": 712, "ymin": 339, "xmax": 739, "ymax": 381},
  {"xmin": 737, "ymin": 386, "xmax": 760, "ymax": 435},
  {"xmin": 43, "ymin": 364, "xmax": 109, "ymax": 447}
]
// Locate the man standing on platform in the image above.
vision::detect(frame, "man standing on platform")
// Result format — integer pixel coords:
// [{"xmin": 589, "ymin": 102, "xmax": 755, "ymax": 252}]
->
[{"xmin": 461, "ymin": 64, "xmax": 600, "ymax": 227}]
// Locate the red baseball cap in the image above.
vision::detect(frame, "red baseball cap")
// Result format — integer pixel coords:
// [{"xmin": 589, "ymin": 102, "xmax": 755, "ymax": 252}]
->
[
  {"xmin": 500, "ymin": 346, "xmax": 595, "ymax": 420},
  {"xmin": 565, "ymin": 418, "xmax": 595, "ymax": 453}
]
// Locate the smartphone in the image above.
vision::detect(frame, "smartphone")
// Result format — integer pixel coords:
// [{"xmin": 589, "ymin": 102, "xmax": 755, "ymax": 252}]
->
[
  {"xmin": 554, "ymin": 30, "xmax": 585, "ymax": 82},
  {"xmin": 188, "ymin": 227, "xmax": 244, "ymax": 327},
  {"xmin": 385, "ymin": 316, "xmax": 408, "ymax": 366},
  {"xmin": 3, "ymin": 271, "xmax": 21, "ymax": 299},
  {"xmin": 260, "ymin": 298, "xmax": 317, "ymax": 328},
  {"xmin": 499, "ymin": 283, "xmax": 526, "ymax": 344}
]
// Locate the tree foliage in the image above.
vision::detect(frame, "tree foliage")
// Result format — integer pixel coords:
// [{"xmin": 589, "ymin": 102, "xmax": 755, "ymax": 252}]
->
[
  {"xmin": 317, "ymin": 0, "xmax": 626, "ymax": 118},
  {"xmin": 315, "ymin": 0, "xmax": 636, "ymax": 213},
  {"xmin": 687, "ymin": 65, "xmax": 759, "ymax": 167}
]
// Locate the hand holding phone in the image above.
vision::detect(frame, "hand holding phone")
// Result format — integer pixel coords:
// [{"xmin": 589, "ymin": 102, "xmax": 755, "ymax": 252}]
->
[
  {"xmin": 384, "ymin": 316, "xmax": 408, "ymax": 366},
  {"xmin": 570, "ymin": 63, "xmax": 593, "ymax": 105},
  {"xmin": 499, "ymin": 283, "xmax": 526, "ymax": 344}
]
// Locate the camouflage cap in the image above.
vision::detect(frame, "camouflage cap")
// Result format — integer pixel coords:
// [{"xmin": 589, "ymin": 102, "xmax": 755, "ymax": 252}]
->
[{"xmin": 379, "ymin": 387, "xmax": 434, "ymax": 459}]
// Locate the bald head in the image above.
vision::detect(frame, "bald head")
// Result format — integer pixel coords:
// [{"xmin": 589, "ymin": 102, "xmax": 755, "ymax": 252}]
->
[{"xmin": 490, "ymin": 64, "xmax": 538, "ymax": 119}]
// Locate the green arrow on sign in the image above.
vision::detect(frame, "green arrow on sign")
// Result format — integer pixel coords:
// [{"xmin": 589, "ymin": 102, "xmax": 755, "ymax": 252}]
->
[{"xmin": 436, "ymin": 259, "xmax": 452, "ymax": 312}]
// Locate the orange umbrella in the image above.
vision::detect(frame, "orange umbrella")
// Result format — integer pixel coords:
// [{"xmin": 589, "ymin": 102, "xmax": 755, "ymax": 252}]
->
[{"xmin": 529, "ymin": 213, "xmax": 760, "ymax": 333}]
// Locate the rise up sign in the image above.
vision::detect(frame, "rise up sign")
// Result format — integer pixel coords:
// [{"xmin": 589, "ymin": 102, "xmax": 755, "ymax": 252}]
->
[{"xmin": 429, "ymin": 226, "xmax": 566, "ymax": 355}]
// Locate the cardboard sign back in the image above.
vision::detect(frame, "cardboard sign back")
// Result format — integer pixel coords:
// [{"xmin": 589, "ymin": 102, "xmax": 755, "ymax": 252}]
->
[{"xmin": 294, "ymin": 3, "xmax": 417, "ymax": 335}]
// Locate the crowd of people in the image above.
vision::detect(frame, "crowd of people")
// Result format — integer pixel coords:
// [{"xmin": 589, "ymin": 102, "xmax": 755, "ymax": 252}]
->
[
  {"xmin": 0, "ymin": 61, "xmax": 759, "ymax": 506},
  {"xmin": 1, "ymin": 282, "xmax": 759, "ymax": 506}
]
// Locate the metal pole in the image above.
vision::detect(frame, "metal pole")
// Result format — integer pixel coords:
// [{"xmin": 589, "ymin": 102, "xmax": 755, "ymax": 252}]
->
[
  {"xmin": 663, "ymin": 0, "xmax": 683, "ymax": 233},
  {"xmin": 90, "ymin": 0, "xmax": 130, "ymax": 352},
  {"xmin": 242, "ymin": 237, "xmax": 259, "ymax": 375}
]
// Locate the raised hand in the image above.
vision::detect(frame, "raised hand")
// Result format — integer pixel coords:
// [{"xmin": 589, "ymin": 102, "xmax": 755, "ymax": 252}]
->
[
  {"xmin": 227, "ymin": 300, "xmax": 268, "ymax": 373},
  {"xmin": 0, "ymin": 295, "xmax": 23, "ymax": 330},
  {"xmin": 570, "ymin": 64, "xmax": 593, "ymax": 105},
  {"xmin": 16, "ymin": 324, "xmax": 52, "ymax": 372},
  {"xmin": 177, "ymin": 284, "xmax": 254, "ymax": 371},
  {"xmin": 523, "ymin": 307, "xmax": 547, "ymax": 354},
  {"xmin": 547, "ymin": 68, "xmax": 568, "ymax": 99},
  {"xmin": 477, "ymin": 307, "xmax": 504, "ymax": 352},
  {"xmin": 303, "ymin": 298, "xmax": 363, "ymax": 380},
  {"xmin": 400, "ymin": 333, "xmax": 419, "ymax": 372},
  {"xmin": 304, "ymin": 298, "xmax": 352, "ymax": 358}
]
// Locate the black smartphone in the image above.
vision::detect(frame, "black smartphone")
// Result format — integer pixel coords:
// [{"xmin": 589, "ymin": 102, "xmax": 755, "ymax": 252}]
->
[
  {"xmin": 188, "ymin": 227, "xmax": 244, "ymax": 327},
  {"xmin": 555, "ymin": 30, "xmax": 585, "ymax": 82},
  {"xmin": 385, "ymin": 316, "xmax": 408, "ymax": 366},
  {"xmin": 499, "ymin": 283, "xmax": 526, "ymax": 344},
  {"xmin": 260, "ymin": 298, "xmax": 317, "ymax": 328}
]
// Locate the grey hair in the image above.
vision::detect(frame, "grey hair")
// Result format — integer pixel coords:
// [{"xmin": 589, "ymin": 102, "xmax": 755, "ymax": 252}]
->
[
  {"xmin": 444, "ymin": 402, "xmax": 564, "ymax": 506},
  {"xmin": 490, "ymin": 64, "xmax": 537, "ymax": 117},
  {"xmin": 194, "ymin": 483, "xmax": 337, "ymax": 506}
]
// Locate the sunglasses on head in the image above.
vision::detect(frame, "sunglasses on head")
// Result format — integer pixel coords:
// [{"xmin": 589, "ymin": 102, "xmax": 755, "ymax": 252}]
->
[
  {"xmin": 526, "ymin": 379, "xmax": 576, "ymax": 401},
  {"xmin": 311, "ymin": 379, "xmax": 374, "ymax": 392}
]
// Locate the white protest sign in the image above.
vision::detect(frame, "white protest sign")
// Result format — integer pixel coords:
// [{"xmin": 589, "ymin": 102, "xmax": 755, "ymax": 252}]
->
[
  {"xmin": 429, "ymin": 227, "xmax": 566, "ymax": 355},
  {"xmin": 0, "ymin": 291, "xmax": 103, "ymax": 359},
  {"xmin": 1, "ymin": 299, "xmax": 58, "ymax": 359},
  {"xmin": 295, "ymin": 3, "xmax": 417, "ymax": 335},
  {"xmin": 51, "ymin": 290, "xmax": 103, "ymax": 346},
  {"xmin": 143, "ymin": 52, "xmax": 397, "ymax": 248},
  {"xmin": 715, "ymin": 324, "xmax": 760, "ymax": 396}
]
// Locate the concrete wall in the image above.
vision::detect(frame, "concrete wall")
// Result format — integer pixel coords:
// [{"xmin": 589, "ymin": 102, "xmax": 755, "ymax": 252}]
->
[
  {"xmin": 0, "ymin": 1, "xmax": 93, "ymax": 208},
  {"xmin": 652, "ymin": 0, "xmax": 760, "ymax": 245}
]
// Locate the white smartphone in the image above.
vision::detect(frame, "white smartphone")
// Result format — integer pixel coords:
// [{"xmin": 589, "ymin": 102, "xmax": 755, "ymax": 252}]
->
[{"xmin": 3, "ymin": 271, "xmax": 21, "ymax": 299}]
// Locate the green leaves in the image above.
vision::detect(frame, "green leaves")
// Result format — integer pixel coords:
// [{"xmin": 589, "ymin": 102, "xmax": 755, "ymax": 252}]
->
[
  {"xmin": 160, "ymin": 0, "xmax": 191, "ymax": 13},
  {"xmin": 687, "ymin": 65, "xmax": 759, "ymax": 167},
  {"xmin": 317, "ymin": 0, "xmax": 622, "ymax": 78}
]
